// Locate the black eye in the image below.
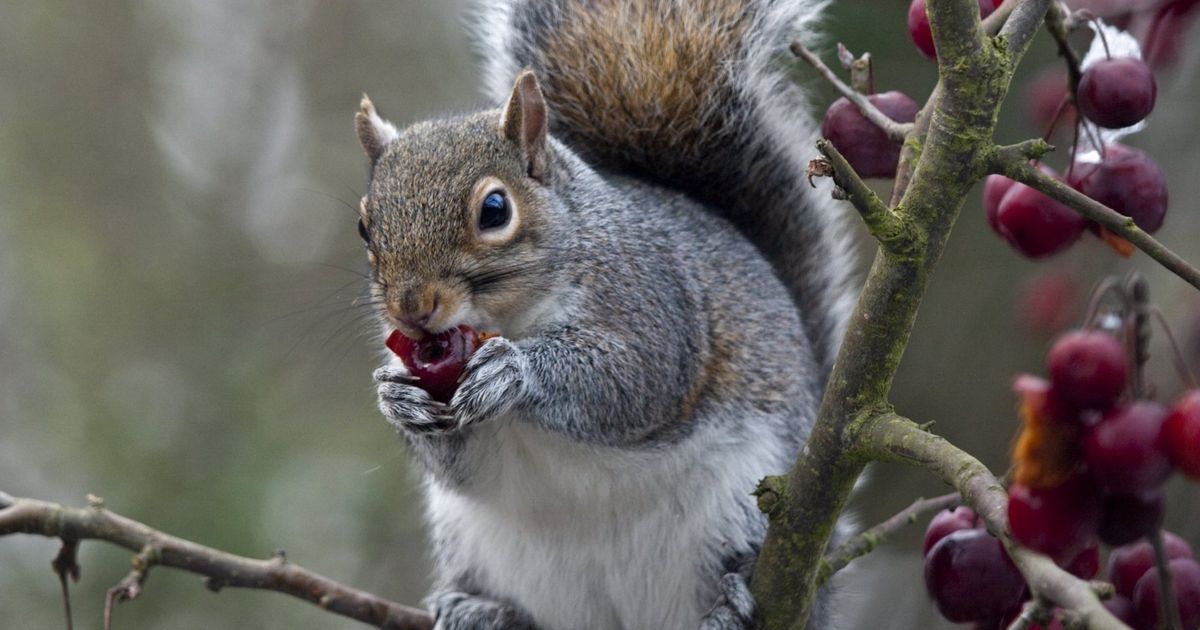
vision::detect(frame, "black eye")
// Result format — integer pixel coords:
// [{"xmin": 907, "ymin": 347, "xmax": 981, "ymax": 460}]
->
[
  {"xmin": 478, "ymin": 191, "xmax": 510, "ymax": 231},
  {"xmin": 357, "ymin": 218, "xmax": 370, "ymax": 244}
]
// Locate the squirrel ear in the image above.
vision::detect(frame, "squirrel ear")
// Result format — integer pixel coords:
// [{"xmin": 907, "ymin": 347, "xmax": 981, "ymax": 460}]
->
[
  {"xmin": 355, "ymin": 94, "xmax": 399, "ymax": 163},
  {"xmin": 501, "ymin": 70, "xmax": 548, "ymax": 180}
]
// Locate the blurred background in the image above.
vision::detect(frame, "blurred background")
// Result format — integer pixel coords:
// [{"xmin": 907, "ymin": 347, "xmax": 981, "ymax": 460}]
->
[{"xmin": 0, "ymin": 1, "xmax": 1196, "ymax": 628}]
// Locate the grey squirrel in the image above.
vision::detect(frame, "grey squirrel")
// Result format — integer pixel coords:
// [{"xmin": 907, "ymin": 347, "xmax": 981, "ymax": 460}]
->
[{"xmin": 355, "ymin": 0, "xmax": 854, "ymax": 628}]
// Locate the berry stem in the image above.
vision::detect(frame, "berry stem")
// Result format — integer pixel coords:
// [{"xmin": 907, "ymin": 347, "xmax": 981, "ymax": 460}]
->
[
  {"xmin": 1090, "ymin": 16, "xmax": 1113, "ymax": 60},
  {"xmin": 1044, "ymin": 2, "xmax": 1083, "ymax": 96},
  {"xmin": 1041, "ymin": 94, "xmax": 1071, "ymax": 143},
  {"xmin": 1079, "ymin": 276, "xmax": 1123, "ymax": 330},
  {"xmin": 1148, "ymin": 306, "xmax": 1200, "ymax": 389},
  {"xmin": 1126, "ymin": 273, "xmax": 1151, "ymax": 398},
  {"xmin": 1151, "ymin": 528, "xmax": 1186, "ymax": 630}
]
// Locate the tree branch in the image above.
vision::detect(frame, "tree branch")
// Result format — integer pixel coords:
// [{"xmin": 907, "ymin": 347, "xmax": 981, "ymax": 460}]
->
[
  {"xmin": 993, "ymin": 156, "xmax": 1200, "ymax": 291},
  {"xmin": 927, "ymin": 0, "xmax": 988, "ymax": 75},
  {"xmin": 999, "ymin": 0, "xmax": 1055, "ymax": 55},
  {"xmin": 0, "ymin": 492, "xmax": 434, "ymax": 630},
  {"xmin": 751, "ymin": 3, "xmax": 1059, "ymax": 627},
  {"xmin": 852, "ymin": 415, "xmax": 1128, "ymax": 630},
  {"xmin": 790, "ymin": 42, "xmax": 913, "ymax": 143},
  {"xmin": 814, "ymin": 139, "xmax": 918, "ymax": 256},
  {"xmin": 982, "ymin": 0, "xmax": 1019, "ymax": 35},
  {"xmin": 816, "ymin": 492, "xmax": 960, "ymax": 585},
  {"xmin": 1044, "ymin": 1, "xmax": 1083, "ymax": 91}
]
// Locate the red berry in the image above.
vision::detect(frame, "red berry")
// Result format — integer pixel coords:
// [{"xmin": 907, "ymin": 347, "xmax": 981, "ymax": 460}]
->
[
  {"xmin": 924, "ymin": 529, "xmax": 1026, "ymax": 623},
  {"xmin": 385, "ymin": 325, "xmax": 483, "ymax": 403},
  {"xmin": 1017, "ymin": 269, "xmax": 1081, "ymax": 335},
  {"xmin": 1164, "ymin": 389, "xmax": 1200, "ymax": 479},
  {"xmin": 1025, "ymin": 67, "xmax": 1076, "ymax": 135},
  {"xmin": 1069, "ymin": 145, "xmax": 1169, "ymax": 234},
  {"xmin": 821, "ymin": 92, "xmax": 919, "ymax": 179},
  {"xmin": 1132, "ymin": 558, "xmax": 1200, "ymax": 629},
  {"xmin": 983, "ymin": 175, "xmax": 1015, "ymax": 230},
  {"xmin": 908, "ymin": 0, "xmax": 998, "ymax": 60},
  {"xmin": 1102, "ymin": 595, "xmax": 1138, "ymax": 626},
  {"xmin": 1099, "ymin": 490, "xmax": 1166, "ymax": 547},
  {"xmin": 924, "ymin": 506, "xmax": 981, "ymax": 555},
  {"xmin": 1077, "ymin": 58, "xmax": 1157, "ymax": 129},
  {"xmin": 1065, "ymin": 539, "xmax": 1100, "ymax": 580},
  {"xmin": 1007, "ymin": 477, "xmax": 1101, "ymax": 561},
  {"xmin": 1109, "ymin": 532, "xmax": 1195, "ymax": 598},
  {"xmin": 993, "ymin": 179, "xmax": 1086, "ymax": 259},
  {"xmin": 1083, "ymin": 401, "xmax": 1172, "ymax": 492},
  {"xmin": 1046, "ymin": 330, "xmax": 1128, "ymax": 411}
]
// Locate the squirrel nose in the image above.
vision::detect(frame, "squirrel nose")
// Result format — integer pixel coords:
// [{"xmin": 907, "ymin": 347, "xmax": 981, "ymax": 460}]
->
[{"xmin": 393, "ymin": 294, "xmax": 440, "ymax": 333}]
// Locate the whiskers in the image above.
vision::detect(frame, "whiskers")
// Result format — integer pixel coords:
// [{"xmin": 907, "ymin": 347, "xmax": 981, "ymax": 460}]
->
[
  {"xmin": 460, "ymin": 246, "xmax": 568, "ymax": 296},
  {"xmin": 256, "ymin": 262, "xmax": 387, "ymax": 373}
]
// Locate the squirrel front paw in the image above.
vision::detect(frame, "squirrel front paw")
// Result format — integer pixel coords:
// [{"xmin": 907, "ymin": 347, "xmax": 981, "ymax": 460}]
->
[
  {"xmin": 374, "ymin": 366, "xmax": 455, "ymax": 434},
  {"xmin": 699, "ymin": 573, "xmax": 755, "ymax": 629},
  {"xmin": 430, "ymin": 591, "xmax": 536, "ymax": 630},
  {"xmin": 449, "ymin": 337, "xmax": 529, "ymax": 429}
]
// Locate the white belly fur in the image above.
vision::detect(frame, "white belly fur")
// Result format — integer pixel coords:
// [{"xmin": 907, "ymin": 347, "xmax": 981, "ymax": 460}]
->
[{"xmin": 425, "ymin": 412, "xmax": 790, "ymax": 630}]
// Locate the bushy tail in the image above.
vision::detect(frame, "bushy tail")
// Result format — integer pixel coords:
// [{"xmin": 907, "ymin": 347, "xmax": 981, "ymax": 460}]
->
[{"xmin": 478, "ymin": 0, "xmax": 855, "ymax": 373}]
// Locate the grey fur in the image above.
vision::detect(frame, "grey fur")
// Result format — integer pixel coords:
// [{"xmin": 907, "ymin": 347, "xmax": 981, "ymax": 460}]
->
[{"xmin": 360, "ymin": 1, "xmax": 852, "ymax": 628}]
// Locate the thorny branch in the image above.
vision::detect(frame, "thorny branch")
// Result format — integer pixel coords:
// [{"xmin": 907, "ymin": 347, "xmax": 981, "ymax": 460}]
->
[{"xmin": 0, "ymin": 491, "xmax": 434, "ymax": 630}]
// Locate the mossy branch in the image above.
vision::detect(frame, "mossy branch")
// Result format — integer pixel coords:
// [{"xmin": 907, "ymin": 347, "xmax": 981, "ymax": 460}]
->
[
  {"xmin": 814, "ymin": 139, "xmax": 919, "ymax": 257},
  {"xmin": 750, "ymin": 1, "xmax": 1092, "ymax": 628},
  {"xmin": 0, "ymin": 492, "xmax": 434, "ymax": 630}
]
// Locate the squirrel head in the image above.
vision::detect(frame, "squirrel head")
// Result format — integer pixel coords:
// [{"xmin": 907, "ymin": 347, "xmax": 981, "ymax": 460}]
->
[{"xmin": 355, "ymin": 71, "xmax": 561, "ymax": 339}]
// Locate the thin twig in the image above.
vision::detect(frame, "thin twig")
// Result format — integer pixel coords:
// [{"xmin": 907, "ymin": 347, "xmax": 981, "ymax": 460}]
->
[
  {"xmin": 0, "ymin": 493, "xmax": 434, "ymax": 630},
  {"xmin": 890, "ymin": 84, "xmax": 939, "ymax": 207},
  {"xmin": 1126, "ymin": 274, "xmax": 1151, "ymax": 398},
  {"xmin": 1045, "ymin": 2, "xmax": 1083, "ymax": 94},
  {"xmin": 994, "ymin": 156, "xmax": 1200, "ymax": 291},
  {"xmin": 1000, "ymin": 0, "xmax": 1056, "ymax": 56},
  {"xmin": 817, "ymin": 492, "xmax": 960, "ymax": 584},
  {"xmin": 790, "ymin": 41, "xmax": 913, "ymax": 143},
  {"xmin": 51, "ymin": 539, "xmax": 79, "ymax": 630},
  {"xmin": 982, "ymin": 0, "xmax": 1020, "ymax": 35},
  {"xmin": 1151, "ymin": 529, "xmax": 1185, "ymax": 630},
  {"xmin": 104, "ymin": 544, "xmax": 156, "ymax": 630}
]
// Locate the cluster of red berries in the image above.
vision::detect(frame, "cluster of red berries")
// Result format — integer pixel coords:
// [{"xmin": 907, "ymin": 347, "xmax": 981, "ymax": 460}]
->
[
  {"xmin": 984, "ymin": 26, "xmax": 1167, "ymax": 260},
  {"xmin": 925, "ymin": 514, "xmax": 1199, "ymax": 628},
  {"xmin": 923, "ymin": 327, "xmax": 1200, "ymax": 627},
  {"xmin": 982, "ymin": 142, "xmax": 1168, "ymax": 260}
]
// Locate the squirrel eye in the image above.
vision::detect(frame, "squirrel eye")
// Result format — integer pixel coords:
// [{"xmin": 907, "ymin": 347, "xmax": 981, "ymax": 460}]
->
[
  {"xmin": 357, "ymin": 218, "xmax": 370, "ymax": 244},
  {"xmin": 478, "ymin": 192, "xmax": 510, "ymax": 231}
]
